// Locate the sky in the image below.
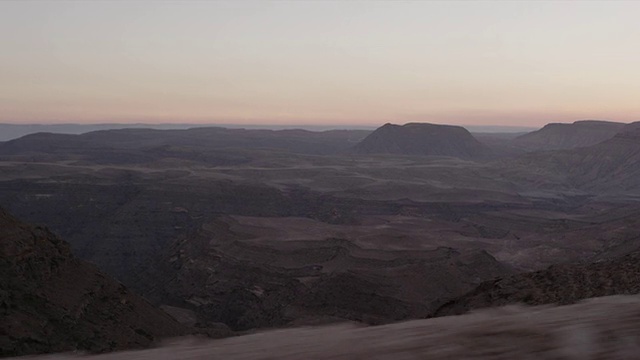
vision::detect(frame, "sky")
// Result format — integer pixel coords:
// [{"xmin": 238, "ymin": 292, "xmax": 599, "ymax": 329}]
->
[{"xmin": 1, "ymin": 1, "xmax": 640, "ymax": 127}]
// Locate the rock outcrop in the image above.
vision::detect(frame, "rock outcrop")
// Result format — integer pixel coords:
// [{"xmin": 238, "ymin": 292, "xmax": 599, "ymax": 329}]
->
[
  {"xmin": 433, "ymin": 250, "xmax": 640, "ymax": 317},
  {"xmin": 0, "ymin": 208, "xmax": 187, "ymax": 357}
]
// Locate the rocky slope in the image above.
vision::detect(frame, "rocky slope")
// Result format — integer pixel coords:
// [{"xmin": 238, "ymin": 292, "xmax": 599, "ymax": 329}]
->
[
  {"xmin": 512, "ymin": 120, "xmax": 625, "ymax": 151},
  {"xmin": 433, "ymin": 250, "xmax": 640, "ymax": 317},
  {"xmin": 505, "ymin": 127, "xmax": 640, "ymax": 193},
  {"xmin": 351, "ymin": 123, "xmax": 489, "ymax": 159},
  {"xmin": 0, "ymin": 208, "xmax": 188, "ymax": 357},
  {"xmin": 17, "ymin": 295, "xmax": 640, "ymax": 359},
  {"xmin": 135, "ymin": 218, "xmax": 512, "ymax": 331}
]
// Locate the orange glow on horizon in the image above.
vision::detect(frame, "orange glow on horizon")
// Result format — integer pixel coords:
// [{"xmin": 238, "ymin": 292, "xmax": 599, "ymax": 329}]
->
[{"xmin": 2, "ymin": 1, "xmax": 640, "ymax": 127}]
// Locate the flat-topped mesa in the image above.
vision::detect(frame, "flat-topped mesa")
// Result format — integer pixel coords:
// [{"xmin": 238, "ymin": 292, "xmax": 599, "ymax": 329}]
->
[
  {"xmin": 351, "ymin": 122, "xmax": 489, "ymax": 160},
  {"xmin": 0, "ymin": 208, "xmax": 187, "ymax": 357},
  {"xmin": 512, "ymin": 120, "xmax": 626, "ymax": 151}
]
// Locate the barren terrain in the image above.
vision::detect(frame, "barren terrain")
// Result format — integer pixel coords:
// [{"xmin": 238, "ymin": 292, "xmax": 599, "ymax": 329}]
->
[
  {"xmin": 2, "ymin": 122, "xmax": 640, "ymax": 356},
  {"xmin": 17, "ymin": 295, "xmax": 640, "ymax": 360}
]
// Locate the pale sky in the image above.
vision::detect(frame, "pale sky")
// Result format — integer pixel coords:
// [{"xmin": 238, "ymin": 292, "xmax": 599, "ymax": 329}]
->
[{"xmin": 2, "ymin": 1, "xmax": 640, "ymax": 127}]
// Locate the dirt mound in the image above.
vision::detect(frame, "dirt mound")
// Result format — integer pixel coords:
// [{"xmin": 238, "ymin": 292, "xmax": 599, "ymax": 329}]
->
[
  {"xmin": 0, "ymin": 209, "xmax": 187, "ymax": 357},
  {"xmin": 352, "ymin": 123, "xmax": 489, "ymax": 159}
]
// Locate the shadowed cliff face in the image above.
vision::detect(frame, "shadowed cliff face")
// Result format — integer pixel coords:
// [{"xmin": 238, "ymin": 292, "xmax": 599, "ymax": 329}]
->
[
  {"xmin": 0, "ymin": 209, "xmax": 188, "ymax": 357},
  {"xmin": 351, "ymin": 123, "xmax": 490, "ymax": 159}
]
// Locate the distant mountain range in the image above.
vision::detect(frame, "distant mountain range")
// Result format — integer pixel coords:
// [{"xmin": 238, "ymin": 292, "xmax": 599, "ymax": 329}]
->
[
  {"xmin": 0, "ymin": 127, "xmax": 372, "ymax": 162},
  {"xmin": 0, "ymin": 123, "xmax": 538, "ymax": 142},
  {"xmin": 3, "ymin": 118, "xmax": 640, "ymax": 356}
]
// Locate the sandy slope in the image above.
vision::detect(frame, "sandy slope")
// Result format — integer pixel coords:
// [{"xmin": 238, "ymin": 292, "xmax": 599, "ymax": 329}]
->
[{"xmin": 24, "ymin": 294, "xmax": 640, "ymax": 360}]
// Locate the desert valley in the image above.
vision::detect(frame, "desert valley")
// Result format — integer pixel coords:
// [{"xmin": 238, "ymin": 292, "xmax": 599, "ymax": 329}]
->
[
  {"xmin": 5, "ymin": 1, "xmax": 640, "ymax": 357},
  {"xmin": 2, "ymin": 120, "xmax": 640, "ymax": 357}
]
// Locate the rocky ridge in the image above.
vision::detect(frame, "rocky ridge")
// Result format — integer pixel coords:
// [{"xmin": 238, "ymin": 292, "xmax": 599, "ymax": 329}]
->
[
  {"xmin": 434, "ymin": 250, "xmax": 640, "ymax": 317},
  {"xmin": 0, "ymin": 209, "xmax": 188, "ymax": 357},
  {"xmin": 512, "ymin": 120, "xmax": 626, "ymax": 151}
]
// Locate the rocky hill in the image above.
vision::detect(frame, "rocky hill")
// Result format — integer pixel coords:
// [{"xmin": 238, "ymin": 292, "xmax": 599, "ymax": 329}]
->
[
  {"xmin": 512, "ymin": 120, "xmax": 625, "ymax": 151},
  {"xmin": 622, "ymin": 120, "xmax": 640, "ymax": 132},
  {"xmin": 351, "ymin": 123, "xmax": 489, "ymax": 159},
  {"xmin": 433, "ymin": 250, "xmax": 640, "ymax": 317},
  {"xmin": 0, "ymin": 208, "xmax": 187, "ymax": 357},
  {"xmin": 502, "ymin": 126, "xmax": 640, "ymax": 193},
  {"xmin": 560, "ymin": 127, "xmax": 640, "ymax": 192}
]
